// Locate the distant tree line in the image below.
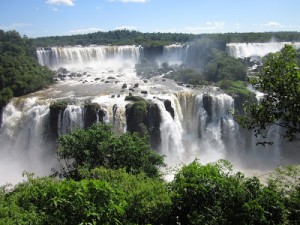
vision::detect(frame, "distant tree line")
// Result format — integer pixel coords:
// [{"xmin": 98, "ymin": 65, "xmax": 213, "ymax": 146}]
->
[
  {"xmin": 33, "ymin": 29, "xmax": 300, "ymax": 47},
  {"xmin": 0, "ymin": 30, "xmax": 54, "ymax": 108}
]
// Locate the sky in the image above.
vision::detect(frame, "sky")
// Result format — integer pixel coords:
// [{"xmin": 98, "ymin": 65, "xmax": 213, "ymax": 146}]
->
[{"xmin": 0, "ymin": 0, "xmax": 300, "ymax": 38}]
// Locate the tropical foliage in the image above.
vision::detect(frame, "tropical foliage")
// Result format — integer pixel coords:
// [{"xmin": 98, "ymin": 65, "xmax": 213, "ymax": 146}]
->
[
  {"xmin": 1, "ymin": 160, "xmax": 299, "ymax": 225},
  {"xmin": 33, "ymin": 29, "xmax": 300, "ymax": 47},
  {"xmin": 54, "ymin": 124, "xmax": 165, "ymax": 180},
  {"xmin": 0, "ymin": 30, "xmax": 54, "ymax": 107},
  {"xmin": 240, "ymin": 45, "xmax": 300, "ymax": 143}
]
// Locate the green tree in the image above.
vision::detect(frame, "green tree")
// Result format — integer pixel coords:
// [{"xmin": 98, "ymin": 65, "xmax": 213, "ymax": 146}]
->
[
  {"xmin": 203, "ymin": 50, "xmax": 247, "ymax": 82},
  {"xmin": 0, "ymin": 88, "xmax": 13, "ymax": 107},
  {"xmin": 55, "ymin": 123, "xmax": 165, "ymax": 180},
  {"xmin": 90, "ymin": 167, "xmax": 172, "ymax": 224},
  {"xmin": 0, "ymin": 176, "xmax": 126, "ymax": 225},
  {"xmin": 0, "ymin": 30, "xmax": 54, "ymax": 108},
  {"xmin": 168, "ymin": 160, "xmax": 287, "ymax": 225},
  {"xmin": 267, "ymin": 165, "xmax": 300, "ymax": 225},
  {"xmin": 240, "ymin": 45, "xmax": 300, "ymax": 143}
]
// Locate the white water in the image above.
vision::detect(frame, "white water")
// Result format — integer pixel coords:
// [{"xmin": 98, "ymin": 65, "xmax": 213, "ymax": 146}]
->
[
  {"xmin": 0, "ymin": 98, "xmax": 57, "ymax": 184},
  {"xmin": 1, "ymin": 43, "xmax": 298, "ymax": 185},
  {"xmin": 159, "ymin": 44, "xmax": 189, "ymax": 65},
  {"xmin": 58, "ymin": 105, "xmax": 84, "ymax": 135},
  {"xmin": 227, "ymin": 42, "xmax": 300, "ymax": 59},
  {"xmin": 37, "ymin": 45, "xmax": 142, "ymax": 69}
]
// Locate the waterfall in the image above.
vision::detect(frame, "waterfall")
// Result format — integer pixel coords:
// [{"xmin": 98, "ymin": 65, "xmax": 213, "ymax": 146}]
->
[
  {"xmin": 159, "ymin": 44, "xmax": 189, "ymax": 65},
  {"xmin": 226, "ymin": 42, "xmax": 300, "ymax": 59},
  {"xmin": 91, "ymin": 96, "xmax": 127, "ymax": 134},
  {"xmin": 152, "ymin": 97, "xmax": 184, "ymax": 165},
  {"xmin": 1, "ymin": 42, "xmax": 299, "ymax": 185},
  {"xmin": 37, "ymin": 45, "xmax": 143, "ymax": 68},
  {"xmin": 57, "ymin": 105, "xmax": 84, "ymax": 136},
  {"xmin": 154, "ymin": 92, "xmax": 239, "ymax": 166},
  {"xmin": 0, "ymin": 98, "xmax": 57, "ymax": 185}
]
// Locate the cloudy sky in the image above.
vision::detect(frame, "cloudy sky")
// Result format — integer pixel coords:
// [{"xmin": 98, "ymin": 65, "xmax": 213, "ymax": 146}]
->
[{"xmin": 0, "ymin": 0, "xmax": 299, "ymax": 37}]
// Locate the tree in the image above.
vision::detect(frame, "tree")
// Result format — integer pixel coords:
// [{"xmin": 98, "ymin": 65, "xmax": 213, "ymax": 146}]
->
[
  {"xmin": 0, "ymin": 176, "xmax": 126, "ymax": 225},
  {"xmin": 90, "ymin": 167, "xmax": 172, "ymax": 225},
  {"xmin": 0, "ymin": 30, "xmax": 54, "ymax": 108},
  {"xmin": 169, "ymin": 160, "xmax": 287, "ymax": 225},
  {"xmin": 203, "ymin": 50, "xmax": 247, "ymax": 82},
  {"xmin": 240, "ymin": 45, "xmax": 300, "ymax": 143},
  {"xmin": 55, "ymin": 123, "xmax": 165, "ymax": 179}
]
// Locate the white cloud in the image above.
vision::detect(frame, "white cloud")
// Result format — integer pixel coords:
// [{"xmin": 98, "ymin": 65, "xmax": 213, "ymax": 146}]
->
[
  {"xmin": 68, "ymin": 27, "xmax": 104, "ymax": 34},
  {"xmin": 184, "ymin": 21, "xmax": 225, "ymax": 34},
  {"xmin": 115, "ymin": 25, "xmax": 137, "ymax": 30},
  {"xmin": 260, "ymin": 21, "xmax": 284, "ymax": 27},
  {"xmin": 109, "ymin": 0, "xmax": 149, "ymax": 3},
  {"xmin": 46, "ymin": 0, "xmax": 74, "ymax": 6},
  {"xmin": 234, "ymin": 23, "xmax": 240, "ymax": 29},
  {"xmin": 206, "ymin": 21, "xmax": 225, "ymax": 27},
  {"xmin": 0, "ymin": 23, "xmax": 32, "ymax": 30}
]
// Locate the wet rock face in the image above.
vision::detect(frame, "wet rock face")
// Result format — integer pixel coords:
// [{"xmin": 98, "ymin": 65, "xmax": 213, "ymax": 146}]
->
[
  {"xmin": 84, "ymin": 103, "xmax": 106, "ymax": 129},
  {"xmin": 164, "ymin": 99, "xmax": 175, "ymax": 119},
  {"xmin": 57, "ymin": 67, "xmax": 68, "ymax": 74},
  {"xmin": 0, "ymin": 107, "xmax": 3, "ymax": 130},
  {"xmin": 232, "ymin": 92, "xmax": 249, "ymax": 115},
  {"xmin": 202, "ymin": 94, "xmax": 213, "ymax": 122},
  {"xmin": 125, "ymin": 100, "xmax": 148, "ymax": 135},
  {"xmin": 146, "ymin": 103, "xmax": 162, "ymax": 150},
  {"xmin": 49, "ymin": 102, "xmax": 68, "ymax": 138},
  {"xmin": 125, "ymin": 98, "xmax": 161, "ymax": 150},
  {"xmin": 143, "ymin": 46, "xmax": 164, "ymax": 62}
]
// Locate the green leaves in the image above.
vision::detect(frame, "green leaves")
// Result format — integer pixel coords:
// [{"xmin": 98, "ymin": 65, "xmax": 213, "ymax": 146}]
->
[
  {"xmin": 203, "ymin": 50, "xmax": 247, "ymax": 83},
  {"xmin": 0, "ymin": 30, "xmax": 54, "ymax": 107},
  {"xmin": 1, "ymin": 177, "xmax": 126, "ymax": 225},
  {"xmin": 55, "ymin": 123, "xmax": 165, "ymax": 180},
  {"xmin": 241, "ymin": 45, "xmax": 300, "ymax": 143},
  {"xmin": 1, "ymin": 162, "xmax": 299, "ymax": 224},
  {"xmin": 169, "ymin": 160, "xmax": 289, "ymax": 225}
]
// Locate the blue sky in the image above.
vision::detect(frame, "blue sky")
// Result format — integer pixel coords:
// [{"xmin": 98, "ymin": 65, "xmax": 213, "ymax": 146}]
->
[{"xmin": 0, "ymin": 0, "xmax": 299, "ymax": 37}]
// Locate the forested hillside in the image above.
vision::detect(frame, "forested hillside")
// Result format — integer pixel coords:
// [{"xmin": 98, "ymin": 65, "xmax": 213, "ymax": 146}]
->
[
  {"xmin": 0, "ymin": 30, "xmax": 54, "ymax": 108},
  {"xmin": 33, "ymin": 29, "xmax": 300, "ymax": 47}
]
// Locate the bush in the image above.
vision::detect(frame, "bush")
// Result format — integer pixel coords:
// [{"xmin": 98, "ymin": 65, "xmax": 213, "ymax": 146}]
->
[
  {"xmin": 0, "ymin": 176, "xmax": 125, "ymax": 225},
  {"xmin": 0, "ymin": 30, "xmax": 54, "ymax": 107},
  {"xmin": 90, "ymin": 167, "xmax": 172, "ymax": 224},
  {"xmin": 203, "ymin": 50, "xmax": 247, "ymax": 82},
  {"xmin": 55, "ymin": 123, "xmax": 165, "ymax": 180},
  {"xmin": 169, "ymin": 160, "xmax": 287, "ymax": 225}
]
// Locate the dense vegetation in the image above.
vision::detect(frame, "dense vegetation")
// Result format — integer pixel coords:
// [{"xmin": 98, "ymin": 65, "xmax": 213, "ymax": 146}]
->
[
  {"xmin": 54, "ymin": 124, "xmax": 164, "ymax": 180},
  {"xmin": 33, "ymin": 29, "xmax": 300, "ymax": 47},
  {"xmin": 240, "ymin": 45, "xmax": 300, "ymax": 143},
  {"xmin": 34, "ymin": 29, "xmax": 195, "ymax": 47},
  {"xmin": 0, "ymin": 30, "xmax": 54, "ymax": 108},
  {"xmin": 0, "ymin": 124, "xmax": 299, "ymax": 224}
]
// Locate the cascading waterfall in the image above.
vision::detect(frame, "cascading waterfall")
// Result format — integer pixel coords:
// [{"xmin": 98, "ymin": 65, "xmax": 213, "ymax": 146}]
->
[
  {"xmin": 1, "ymin": 42, "xmax": 299, "ymax": 184},
  {"xmin": 91, "ymin": 96, "xmax": 127, "ymax": 134},
  {"xmin": 37, "ymin": 45, "xmax": 143, "ymax": 68},
  {"xmin": 159, "ymin": 44, "xmax": 189, "ymax": 65},
  {"xmin": 174, "ymin": 92, "xmax": 238, "ymax": 163},
  {"xmin": 0, "ymin": 98, "xmax": 57, "ymax": 184},
  {"xmin": 57, "ymin": 105, "xmax": 84, "ymax": 136},
  {"xmin": 152, "ymin": 96, "xmax": 185, "ymax": 165},
  {"xmin": 226, "ymin": 42, "xmax": 300, "ymax": 59}
]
